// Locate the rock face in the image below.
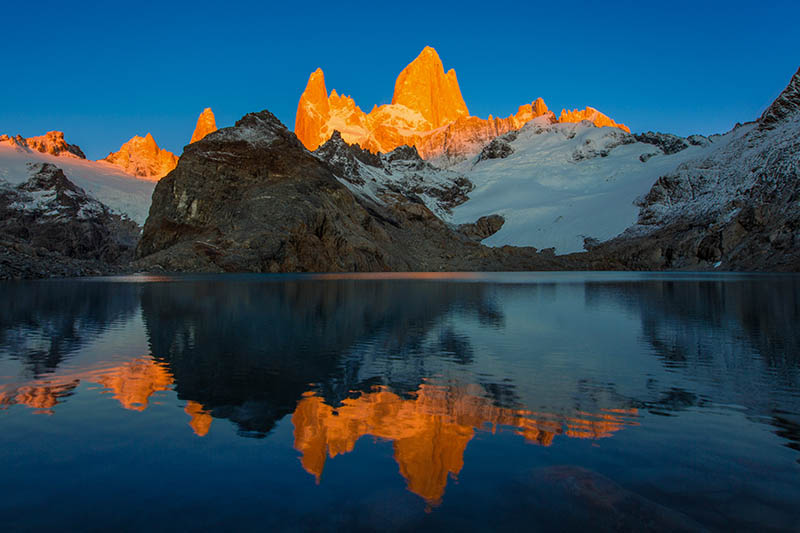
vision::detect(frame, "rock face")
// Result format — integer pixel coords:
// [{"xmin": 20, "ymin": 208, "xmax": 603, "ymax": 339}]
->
[
  {"xmin": 0, "ymin": 163, "xmax": 140, "ymax": 279},
  {"xmin": 0, "ymin": 131, "xmax": 86, "ymax": 158},
  {"xmin": 103, "ymin": 133, "xmax": 178, "ymax": 180},
  {"xmin": 314, "ymin": 130, "xmax": 473, "ymax": 217},
  {"xmin": 559, "ymin": 107, "xmax": 630, "ymax": 132},
  {"xmin": 457, "ymin": 215, "xmax": 505, "ymax": 241},
  {"xmin": 294, "ymin": 47, "xmax": 626, "ymax": 162},
  {"xmin": 190, "ymin": 107, "xmax": 217, "ymax": 144},
  {"xmin": 135, "ymin": 110, "xmax": 582, "ymax": 273},
  {"xmin": 759, "ymin": 66, "xmax": 800, "ymax": 130},
  {"xmin": 391, "ymin": 46, "xmax": 469, "ymax": 129},
  {"xmin": 591, "ymin": 66, "xmax": 800, "ymax": 271}
]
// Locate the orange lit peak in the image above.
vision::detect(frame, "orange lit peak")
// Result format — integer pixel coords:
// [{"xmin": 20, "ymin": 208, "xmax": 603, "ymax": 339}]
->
[
  {"xmin": 559, "ymin": 106, "xmax": 630, "ymax": 133},
  {"xmin": 292, "ymin": 384, "xmax": 637, "ymax": 506},
  {"xmin": 295, "ymin": 68, "xmax": 334, "ymax": 151},
  {"xmin": 391, "ymin": 46, "xmax": 469, "ymax": 128},
  {"xmin": 102, "ymin": 133, "xmax": 178, "ymax": 180},
  {"xmin": 190, "ymin": 107, "xmax": 218, "ymax": 144},
  {"xmin": 293, "ymin": 46, "xmax": 630, "ymax": 159}
]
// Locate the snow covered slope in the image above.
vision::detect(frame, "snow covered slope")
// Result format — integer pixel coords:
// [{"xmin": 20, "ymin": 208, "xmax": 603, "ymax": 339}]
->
[
  {"xmin": 0, "ymin": 144, "xmax": 155, "ymax": 224},
  {"xmin": 314, "ymin": 131, "xmax": 472, "ymax": 220},
  {"xmin": 447, "ymin": 117, "xmax": 745, "ymax": 254}
]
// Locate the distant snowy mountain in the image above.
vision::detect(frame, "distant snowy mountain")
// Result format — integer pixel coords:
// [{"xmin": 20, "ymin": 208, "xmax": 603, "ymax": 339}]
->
[{"xmin": 0, "ymin": 142, "xmax": 155, "ymax": 224}]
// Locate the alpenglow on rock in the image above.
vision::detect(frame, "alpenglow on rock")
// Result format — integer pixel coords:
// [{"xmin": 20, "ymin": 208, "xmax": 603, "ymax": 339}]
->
[
  {"xmin": 391, "ymin": 46, "xmax": 469, "ymax": 129},
  {"xmin": 0, "ymin": 131, "xmax": 86, "ymax": 159},
  {"xmin": 190, "ymin": 108, "xmax": 217, "ymax": 144},
  {"xmin": 103, "ymin": 133, "xmax": 178, "ymax": 180},
  {"xmin": 294, "ymin": 46, "xmax": 629, "ymax": 162}
]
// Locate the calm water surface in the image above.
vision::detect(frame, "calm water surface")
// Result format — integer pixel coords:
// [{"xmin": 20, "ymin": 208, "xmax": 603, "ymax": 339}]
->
[{"xmin": 1, "ymin": 273, "xmax": 799, "ymax": 532}]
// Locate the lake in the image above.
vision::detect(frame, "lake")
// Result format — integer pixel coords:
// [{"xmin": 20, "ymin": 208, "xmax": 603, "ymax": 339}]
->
[{"xmin": 1, "ymin": 273, "xmax": 799, "ymax": 531}]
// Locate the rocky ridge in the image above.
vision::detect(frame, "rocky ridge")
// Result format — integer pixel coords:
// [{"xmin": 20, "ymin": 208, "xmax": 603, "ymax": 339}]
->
[
  {"xmin": 294, "ymin": 47, "xmax": 627, "ymax": 163},
  {"xmin": 0, "ymin": 163, "xmax": 140, "ymax": 278},
  {"xmin": 314, "ymin": 130, "xmax": 474, "ymax": 218},
  {"xmin": 103, "ymin": 133, "xmax": 179, "ymax": 180},
  {"xmin": 590, "ymin": 67, "xmax": 800, "ymax": 271},
  {"xmin": 0, "ymin": 131, "xmax": 86, "ymax": 159},
  {"xmin": 134, "ymin": 110, "xmax": 585, "ymax": 273}
]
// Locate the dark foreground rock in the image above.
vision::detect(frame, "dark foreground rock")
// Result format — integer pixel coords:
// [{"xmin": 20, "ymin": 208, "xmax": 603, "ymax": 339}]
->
[
  {"xmin": 0, "ymin": 163, "xmax": 140, "ymax": 279},
  {"xmin": 457, "ymin": 214, "xmax": 505, "ymax": 241},
  {"xmin": 134, "ymin": 111, "xmax": 599, "ymax": 273}
]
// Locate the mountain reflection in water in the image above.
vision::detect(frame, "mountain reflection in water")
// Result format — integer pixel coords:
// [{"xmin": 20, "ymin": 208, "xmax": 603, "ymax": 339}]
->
[{"xmin": 0, "ymin": 273, "xmax": 799, "ymax": 530}]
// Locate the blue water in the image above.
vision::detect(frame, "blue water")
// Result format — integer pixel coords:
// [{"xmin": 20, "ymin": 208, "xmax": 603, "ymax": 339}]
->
[{"xmin": 1, "ymin": 273, "xmax": 798, "ymax": 531}]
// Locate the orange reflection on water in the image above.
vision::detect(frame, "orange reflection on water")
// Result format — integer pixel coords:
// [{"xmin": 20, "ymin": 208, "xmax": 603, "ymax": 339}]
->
[
  {"xmin": 184, "ymin": 400, "xmax": 213, "ymax": 436},
  {"xmin": 0, "ymin": 379, "xmax": 79, "ymax": 414},
  {"xmin": 92, "ymin": 358, "xmax": 173, "ymax": 411},
  {"xmin": 0, "ymin": 357, "xmax": 213, "ymax": 437},
  {"xmin": 292, "ymin": 384, "xmax": 637, "ymax": 506}
]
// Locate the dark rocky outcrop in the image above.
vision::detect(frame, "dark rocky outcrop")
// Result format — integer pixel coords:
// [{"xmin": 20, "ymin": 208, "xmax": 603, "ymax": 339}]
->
[
  {"xmin": 315, "ymin": 131, "xmax": 473, "ymax": 214},
  {"xmin": 134, "ymin": 111, "xmax": 591, "ymax": 273},
  {"xmin": 572, "ymin": 128, "xmax": 635, "ymax": 161},
  {"xmin": 0, "ymin": 163, "xmax": 139, "ymax": 279},
  {"xmin": 759, "ymin": 66, "xmax": 800, "ymax": 130},
  {"xmin": 476, "ymin": 136, "xmax": 514, "ymax": 162},
  {"xmin": 634, "ymin": 131, "xmax": 690, "ymax": 155},
  {"xmin": 314, "ymin": 130, "xmax": 382, "ymax": 185},
  {"xmin": 458, "ymin": 215, "xmax": 505, "ymax": 242}
]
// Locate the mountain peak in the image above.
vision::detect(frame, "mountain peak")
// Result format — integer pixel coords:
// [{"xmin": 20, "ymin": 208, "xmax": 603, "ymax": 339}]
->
[
  {"xmin": 0, "ymin": 131, "xmax": 86, "ymax": 159},
  {"xmin": 190, "ymin": 107, "xmax": 218, "ymax": 144},
  {"xmin": 391, "ymin": 46, "xmax": 469, "ymax": 128},
  {"xmin": 759, "ymin": 66, "xmax": 800, "ymax": 130},
  {"xmin": 559, "ymin": 107, "xmax": 630, "ymax": 133},
  {"xmin": 293, "ymin": 48, "xmax": 627, "ymax": 159},
  {"xmin": 103, "ymin": 133, "xmax": 177, "ymax": 180},
  {"xmin": 294, "ymin": 68, "xmax": 332, "ymax": 150}
]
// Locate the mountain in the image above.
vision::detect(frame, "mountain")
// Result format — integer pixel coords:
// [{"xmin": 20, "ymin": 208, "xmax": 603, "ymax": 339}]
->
[
  {"xmin": 589, "ymin": 66, "xmax": 800, "ymax": 270},
  {"xmin": 190, "ymin": 107, "xmax": 217, "ymax": 143},
  {"xmin": 134, "ymin": 110, "xmax": 587, "ymax": 272},
  {"xmin": 391, "ymin": 46, "xmax": 469, "ymax": 129},
  {"xmin": 294, "ymin": 46, "xmax": 628, "ymax": 162},
  {"xmin": 445, "ymin": 118, "xmax": 732, "ymax": 254},
  {"xmin": 101, "ymin": 108, "xmax": 217, "ymax": 179},
  {"xmin": 0, "ymin": 162, "xmax": 140, "ymax": 278},
  {"xmin": 102, "ymin": 133, "xmax": 178, "ymax": 180},
  {"xmin": 0, "ymin": 131, "xmax": 86, "ymax": 158},
  {"xmin": 0, "ymin": 137, "xmax": 156, "ymax": 224}
]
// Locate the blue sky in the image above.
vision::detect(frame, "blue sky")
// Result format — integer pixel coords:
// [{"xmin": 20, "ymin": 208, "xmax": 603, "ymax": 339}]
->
[{"xmin": 2, "ymin": 0, "xmax": 798, "ymax": 159}]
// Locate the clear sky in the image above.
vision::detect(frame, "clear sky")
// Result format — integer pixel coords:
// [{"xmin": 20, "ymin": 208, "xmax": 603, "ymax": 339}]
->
[{"xmin": 2, "ymin": 0, "xmax": 798, "ymax": 159}]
